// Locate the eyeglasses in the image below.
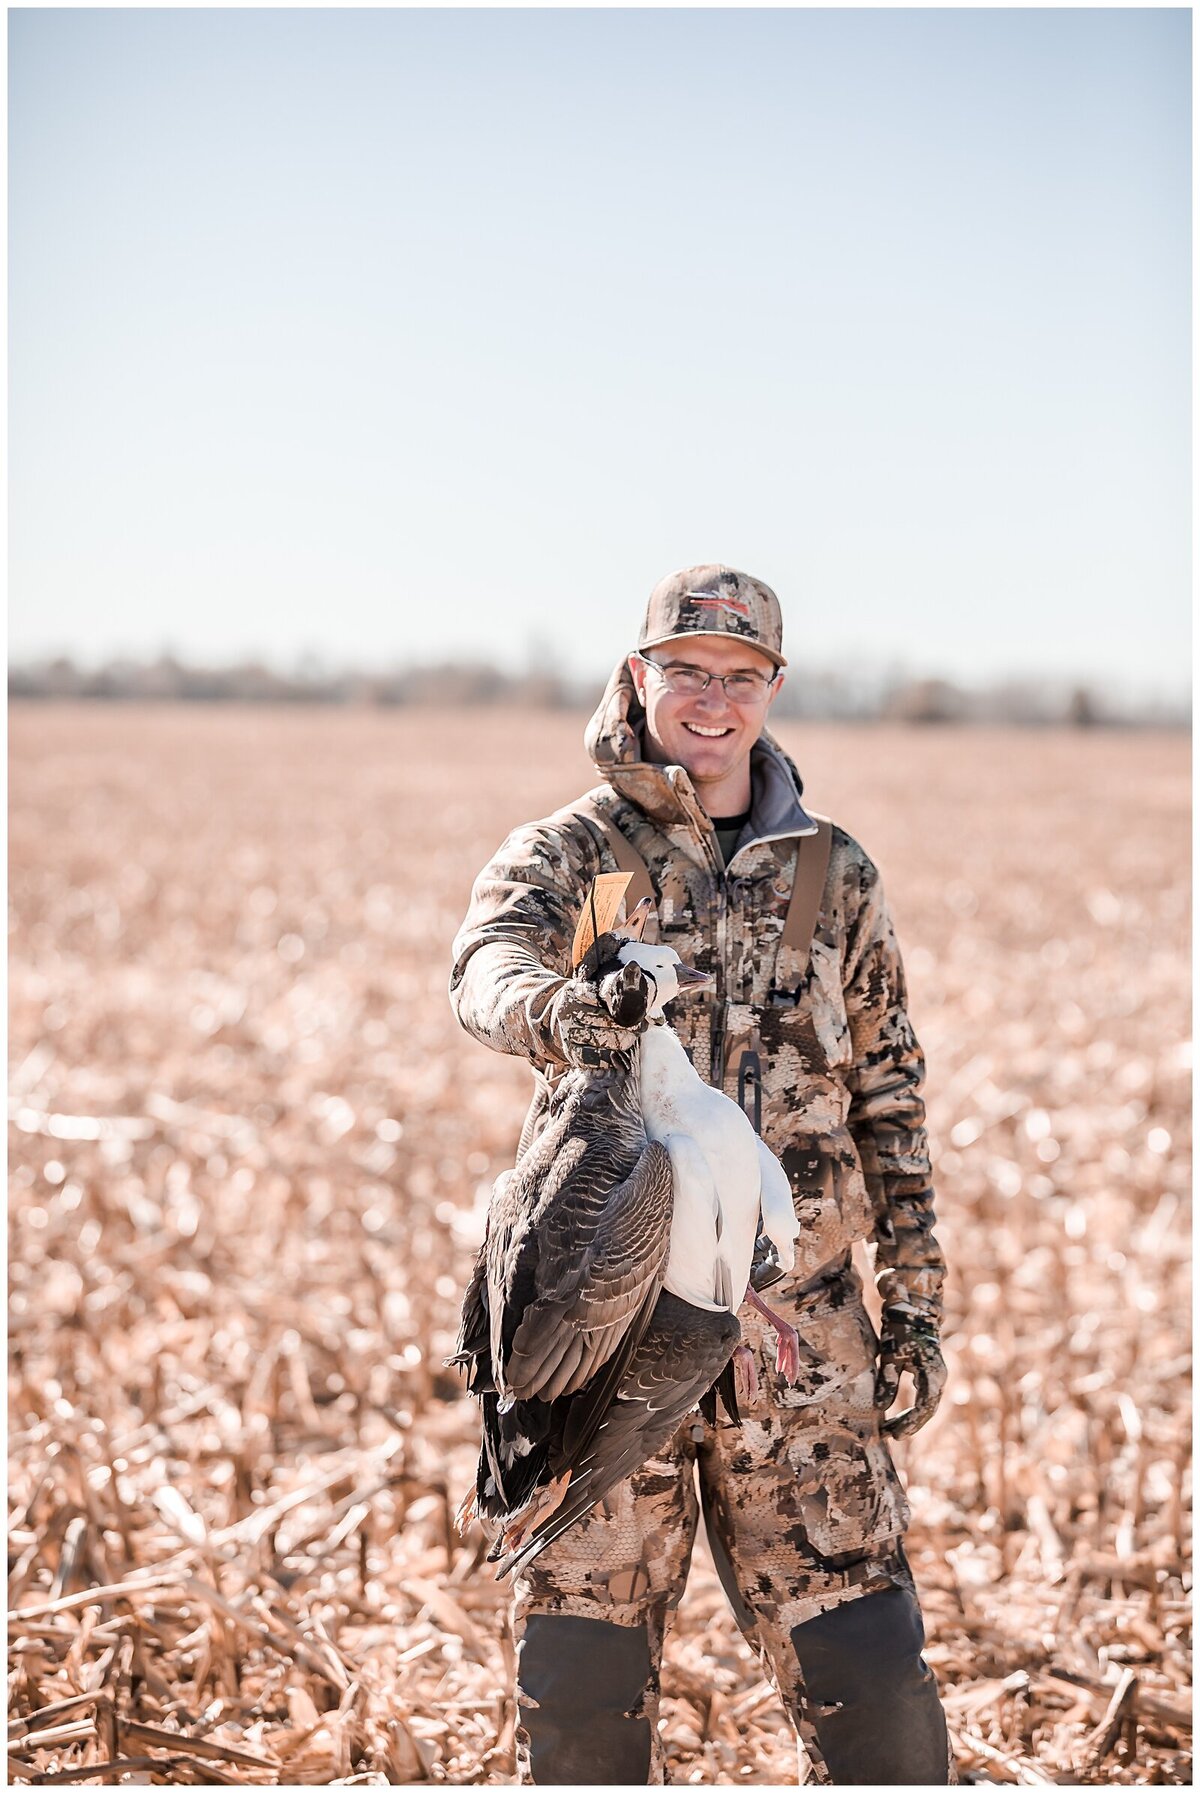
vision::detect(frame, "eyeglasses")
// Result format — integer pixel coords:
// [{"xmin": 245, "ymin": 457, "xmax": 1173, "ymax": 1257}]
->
[{"xmin": 635, "ymin": 652, "xmax": 778, "ymax": 706}]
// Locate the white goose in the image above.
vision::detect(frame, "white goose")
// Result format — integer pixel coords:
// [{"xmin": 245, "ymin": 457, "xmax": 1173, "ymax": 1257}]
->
[{"xmin": 617, "ymin": 939, "xmax": 803, "ymax": 1393}]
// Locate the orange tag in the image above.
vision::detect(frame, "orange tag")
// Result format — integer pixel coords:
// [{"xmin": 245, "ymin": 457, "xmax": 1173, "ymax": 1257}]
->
[{"xmin": 571, "ymin": 872, "xmax": 635, "ymax": 967}]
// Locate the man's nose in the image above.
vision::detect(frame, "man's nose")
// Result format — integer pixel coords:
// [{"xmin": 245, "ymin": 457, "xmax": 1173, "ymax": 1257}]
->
[{"xmin": 695, "ymin": 680, "xmax": 732, "ymax": 714}]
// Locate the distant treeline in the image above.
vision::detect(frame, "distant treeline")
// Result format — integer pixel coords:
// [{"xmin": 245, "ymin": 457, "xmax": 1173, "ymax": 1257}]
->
[{"xmin": 9, "ymin": 654, "xmax": 1189, "ymax": 727}]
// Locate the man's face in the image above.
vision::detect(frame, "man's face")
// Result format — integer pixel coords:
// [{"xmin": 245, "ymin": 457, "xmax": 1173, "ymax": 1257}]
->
[{"xmin": 627, "ymin": 634, "xmax": 784, "ymax": 789}]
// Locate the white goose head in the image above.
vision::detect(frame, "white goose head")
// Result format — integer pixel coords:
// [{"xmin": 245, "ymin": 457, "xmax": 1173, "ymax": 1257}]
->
[{"xmin": 616, "ymin": 940, "xmax": 712, "ymax": 1018}]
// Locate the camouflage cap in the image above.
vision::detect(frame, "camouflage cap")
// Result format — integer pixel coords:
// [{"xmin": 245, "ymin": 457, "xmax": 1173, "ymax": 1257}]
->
[{"xmin": 638, "ymin": 565, "xmax": 787, "ymax": 670}]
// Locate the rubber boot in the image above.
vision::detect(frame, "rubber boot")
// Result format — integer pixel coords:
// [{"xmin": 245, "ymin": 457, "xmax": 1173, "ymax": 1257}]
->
[
  {"xmin": 790, "ymin": 1584, "xmax": 950, "ymax": 1784},
  {"xmin": 517, "ymin": 1612, "xmax": 654, "ymax": 1785}
]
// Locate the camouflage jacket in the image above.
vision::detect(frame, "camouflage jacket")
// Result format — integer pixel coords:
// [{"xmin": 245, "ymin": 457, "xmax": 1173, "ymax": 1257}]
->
[{"xmin": 450, "ymin": 662, "xmax": 945, "ymax": 1322}]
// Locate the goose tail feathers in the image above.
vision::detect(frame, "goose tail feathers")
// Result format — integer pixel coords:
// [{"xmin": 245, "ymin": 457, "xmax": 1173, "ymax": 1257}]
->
[{"xmin": 493, "ymin": 1292, "xmax": 740, "ymax": 1578}]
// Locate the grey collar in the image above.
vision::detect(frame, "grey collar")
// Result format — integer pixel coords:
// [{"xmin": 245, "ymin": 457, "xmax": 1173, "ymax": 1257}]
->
[{"xmin": 740, "ymin": 738, "xmax": 819, "ymax": 850}]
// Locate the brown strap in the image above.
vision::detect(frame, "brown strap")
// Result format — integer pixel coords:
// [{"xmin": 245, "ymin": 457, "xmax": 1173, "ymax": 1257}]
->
[
  {"xmin": 781, "ymin": 816, "xmax": 832, "ymax": 963},
  {"xmin": 576, "ymin": 808, "xmax": 657, "ymax": 914}
]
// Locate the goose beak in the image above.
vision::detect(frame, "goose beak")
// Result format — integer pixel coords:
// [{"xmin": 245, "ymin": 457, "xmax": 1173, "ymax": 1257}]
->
[
  {"xmin": 614, "ymin": 897, "xmax": 654, "ymax": 942},
  {"xmin": 674, "ymin": 964, "xmax": 712, "ymax": 992}
]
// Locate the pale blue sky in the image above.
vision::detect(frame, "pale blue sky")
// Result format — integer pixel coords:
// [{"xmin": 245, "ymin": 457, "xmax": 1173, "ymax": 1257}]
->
[{"xmin": 9, "ymin": 8, "xmax": 1191, "ymax": 694}]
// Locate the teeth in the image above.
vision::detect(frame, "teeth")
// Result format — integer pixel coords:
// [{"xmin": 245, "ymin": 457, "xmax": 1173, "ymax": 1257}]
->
[{"xmin": 684, "ymin": 724, "xmax": 731, "ymax": 737}]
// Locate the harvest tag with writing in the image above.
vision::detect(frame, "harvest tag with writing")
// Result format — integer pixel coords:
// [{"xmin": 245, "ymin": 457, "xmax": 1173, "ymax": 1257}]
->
[{"xmin": 571, "ymin": 872, "xmax": 635, "ymax": 968}]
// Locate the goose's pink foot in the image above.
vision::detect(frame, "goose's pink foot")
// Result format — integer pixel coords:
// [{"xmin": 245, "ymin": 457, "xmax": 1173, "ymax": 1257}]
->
[
  {"xmin": 773, "ymin": 1321, "xmax": 801, "ymax": 1382},
  {"xmin": 732, "ymin": 1343, "xmax": 758, "ymax": 1406},
  {"xmin": 743, "ymin": 1284, "xmax": 803, "ymax": 1385}
]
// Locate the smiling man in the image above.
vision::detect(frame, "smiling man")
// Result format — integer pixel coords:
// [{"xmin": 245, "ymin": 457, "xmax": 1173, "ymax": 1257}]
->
[{"xmin": 450, "ymin": 565, "xmax": 952, "ymax": 1785}]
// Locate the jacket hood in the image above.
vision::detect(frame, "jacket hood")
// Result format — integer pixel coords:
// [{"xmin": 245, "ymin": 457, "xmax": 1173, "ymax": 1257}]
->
[{"xmin": 583, "ymin": 657, "xmax": 818, "ymax": 841}]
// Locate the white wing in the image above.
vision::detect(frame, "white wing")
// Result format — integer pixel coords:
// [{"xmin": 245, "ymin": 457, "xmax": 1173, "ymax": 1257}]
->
[
  {"xmin": 661, "ymin": 1131, "xmax": 729, "ymax": 1313},
  {"xmin": 756, "ymin": 1137, "xmax": 800, "ymax": 1267}
]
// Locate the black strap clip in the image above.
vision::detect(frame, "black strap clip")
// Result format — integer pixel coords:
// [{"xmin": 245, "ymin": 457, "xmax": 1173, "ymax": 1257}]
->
[{"xmin": 737, "ymin": 1048, "xmax": 763, "ymax": 1136}]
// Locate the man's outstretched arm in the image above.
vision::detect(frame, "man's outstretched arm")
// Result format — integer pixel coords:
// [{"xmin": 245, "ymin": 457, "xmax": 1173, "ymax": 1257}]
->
[{"xmin": 449, "ymin": 816, "xmax": 601, "ymax": 1070}]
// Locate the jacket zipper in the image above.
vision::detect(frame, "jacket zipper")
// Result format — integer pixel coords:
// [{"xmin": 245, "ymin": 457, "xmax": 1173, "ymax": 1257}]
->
[
  {"xmin": 712, "ymin": 870, "xmax": 728, "ymax": 1088},
  {"xmin": 690, "ymin": 819, "xmax": 727, "ymax": 1089},
  {"xmin": 680, "ymin": 780, "xmax": 815, "ymax": 1088},
  {"xmin": 715, "ymin": 825, "xmax": 817, "ymax": 1086}
]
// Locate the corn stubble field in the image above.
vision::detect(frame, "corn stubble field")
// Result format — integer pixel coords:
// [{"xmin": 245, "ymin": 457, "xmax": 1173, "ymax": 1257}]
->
[{"xmin": 8, "ymin": 703, "xmax": 1191, "ymax": 1787}]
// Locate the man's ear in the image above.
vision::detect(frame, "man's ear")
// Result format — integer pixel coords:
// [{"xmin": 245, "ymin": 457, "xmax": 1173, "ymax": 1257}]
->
[{"xmin": 627, "ymin": 652, "xmax": 646, "ymax": 700}]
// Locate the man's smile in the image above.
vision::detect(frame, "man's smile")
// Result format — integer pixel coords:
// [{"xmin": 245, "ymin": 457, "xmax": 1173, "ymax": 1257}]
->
[{"xmin": 682, "ymin": 722, "xmax": 734, "ymax": 738}]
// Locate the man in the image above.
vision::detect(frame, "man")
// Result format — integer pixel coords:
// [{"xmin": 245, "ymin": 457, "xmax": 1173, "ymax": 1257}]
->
[{"xmin": 449, "ymin": 565, "xmax": 952, "ymax": 1785}]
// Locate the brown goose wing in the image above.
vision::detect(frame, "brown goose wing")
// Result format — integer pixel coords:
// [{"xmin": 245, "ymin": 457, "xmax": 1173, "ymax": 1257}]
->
[
  {"xmin": 493, "ymin": 1291, "xmax": 741, "ymax": 1578},
  {"xmin": 448, "ymin": 1244, "xmax": 492, "ymax": 1393},
  {"xmin": 504, "ymin": 1137, "xmax": 673, "ymax": 1403}
]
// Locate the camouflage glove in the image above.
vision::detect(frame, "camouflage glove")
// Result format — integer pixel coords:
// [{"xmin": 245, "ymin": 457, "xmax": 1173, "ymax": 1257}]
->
[
  {"xmin": 874, "ymin": 1301, "xmax": 946, "ymax": 1439},
  {"xmin": 750, "ymin": 1226, "xmax": 786, "ymax": 1292},
  {"xmin": 548, "ymin": 960, "xmax": 651, "ymax": 1064}
]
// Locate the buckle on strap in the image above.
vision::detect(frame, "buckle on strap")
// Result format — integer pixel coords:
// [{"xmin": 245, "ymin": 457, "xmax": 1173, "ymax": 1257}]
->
[
  {"xmin": 723, "ymin": 1026, "xmax": 763, "ymax": 1092},
  {"xmin": 736, "ymin": 1046, "xmax": 762, "ymax": 1135}
]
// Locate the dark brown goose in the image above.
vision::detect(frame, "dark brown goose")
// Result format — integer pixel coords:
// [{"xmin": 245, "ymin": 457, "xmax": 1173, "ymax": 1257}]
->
[{"xmin": 452, "ymin": 894, "xmax": 743, "ymax": 1578}]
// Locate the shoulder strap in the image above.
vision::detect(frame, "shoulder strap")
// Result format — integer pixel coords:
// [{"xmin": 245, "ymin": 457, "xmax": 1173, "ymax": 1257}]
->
[
  {"xmin": 572, "ymin": 802, "xmax": 657, "ymax": 913},
  {"xmin": 781, "ymin": 816, "xmax": 833, "ymax": 963}
]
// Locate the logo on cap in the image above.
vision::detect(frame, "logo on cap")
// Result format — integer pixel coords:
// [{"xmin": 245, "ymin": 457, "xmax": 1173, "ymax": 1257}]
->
[{"xmin": 684, "ymin": 591, "xmax": 752, "ymax": 619}]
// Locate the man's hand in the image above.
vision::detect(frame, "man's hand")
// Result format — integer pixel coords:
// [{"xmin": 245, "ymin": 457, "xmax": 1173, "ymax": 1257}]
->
[
  {"xmin": 549, "ymin": 964, "xmax": 650, "ymax": 1062},
  {"xmin": 874, "ymin": 1302, "xmax": 946, "ymax": 1438}
]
